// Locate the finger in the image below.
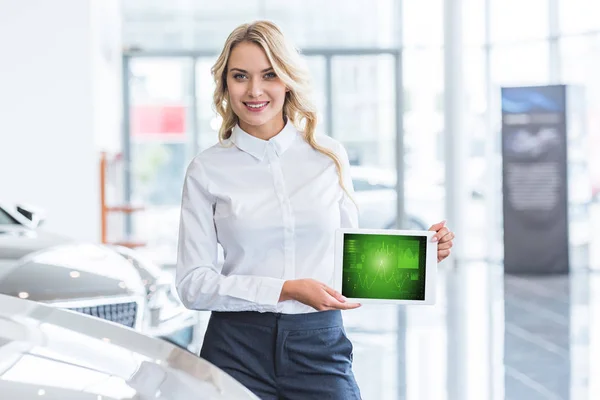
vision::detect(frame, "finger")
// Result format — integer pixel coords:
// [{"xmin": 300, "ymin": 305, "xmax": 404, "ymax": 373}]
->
[
  {"xmin": 323, "ymin": 286, "xmax": 346, "ymax": 303},
  {"xmin": 437, "ymin": 249, "xmax": 451, "ymax": 260},
  {"xmin": 437, "ymin": 240, "xmax": 453, "ymax": 250},
  {"xmin": 339, "ymin": 302, "xmax": 361, "ymax": 310},
  {"xmin": 439, "ymin": 231, "xmax": 454, "ymax": 243},
  {"xmin": 432, "ymin": 227, "xmax": 449, "ymax": 243},
  {"xmin": 428, "ymin": 220, "xmax": 446, "ymax": 232},
  {"xmin": 332, "ymin": 301, "xmax": 361, "ymax": 310},
  {"xmin": 322, "ymin": 294, "xmax": 361, "ymax": 310}
]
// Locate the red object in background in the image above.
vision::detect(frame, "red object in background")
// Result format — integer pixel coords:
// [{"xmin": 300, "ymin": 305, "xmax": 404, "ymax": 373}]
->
[{"xmin": 131, "ymin": 104, "xmax": 186, "ymax": 137}]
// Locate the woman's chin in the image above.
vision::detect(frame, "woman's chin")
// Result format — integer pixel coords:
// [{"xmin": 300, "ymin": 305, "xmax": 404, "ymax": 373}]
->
[{"xmin": 240, "ymin": 114, "xmax": 277, "ymax": 128}]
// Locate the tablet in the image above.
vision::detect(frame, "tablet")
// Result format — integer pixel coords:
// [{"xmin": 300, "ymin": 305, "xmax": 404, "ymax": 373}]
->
[{"xmin": 334, "ymin": 228, "xmax": 437, "ymax": 305}]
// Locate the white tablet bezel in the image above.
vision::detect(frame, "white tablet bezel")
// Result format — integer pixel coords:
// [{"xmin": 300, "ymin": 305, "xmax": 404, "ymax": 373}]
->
[{"xmin": 334, "ymin": 228, "xmax": 437, "ymax": 305}]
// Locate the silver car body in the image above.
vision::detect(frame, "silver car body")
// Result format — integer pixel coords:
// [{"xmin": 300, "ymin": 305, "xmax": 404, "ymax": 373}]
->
[
  {"xmin": 0, "ymin": 203, "xmax": 198, "ymax": 348},
  {"xmin": 0, "ymin": 226, "xmax": 147, "ymax": 331},
  {"xmin": 0, "ymin": 294, "xmax": 258, "ymax": 399}
]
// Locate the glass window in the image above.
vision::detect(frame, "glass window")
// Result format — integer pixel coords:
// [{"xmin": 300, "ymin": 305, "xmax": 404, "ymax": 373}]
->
[
  {"xmin": 122, "ymin": 0, "xmax": 399, "ymax": 51},
  {"xmin": 122, "ymin": 1, "xmax": 262, "ymax": 51},
  {"xmin": 560, "ymin": 35, "xmax": 600, "ymax": 91},
  {"xmin": 490, "ymin": 0, "xmax": 549, "ymax": 43},
  {"xmin": 465, "ymin": 48, "xmax": 488, "ymax": 164},
  {"xmin": 332, "ymin": 55, "xmax": 396, "ymax": 168},
  {"xmin": 464, "ymin": 0, "xmax": 487, "ymax": 47},
  {"xmin": 129, "ymin": 59, "xmax": 193, "ymax": 206},
  {"xmin": 264, "ymin": 0, "xmax": 399, "ymax": 48},
  {"xmin": 403, "ymin": 0, "xmax": 483, "ymax": 47},
  {"xmin": 330, "ymin": 54, "xmax": 399, "ymax": 231},
  {"xmin": 128, "ymin": 58, "xmax": 194, "ymax": 263},
  {"xmin": 560, "ymin": 34, "xmax": 600, "ymax": 200},
  {"xmin": 559, "ymin": 0, "xmax": 600, "ymax": 34},
  {"xmin": 403, "ymin": 49, "xmax": 444, "ymax": 176},
  {"xmin": 0, "ymin": 208, "xmax": 18, "ymax": 225},
  {"xmin": 195, "ymin": 57, "xmax": 220, "ymax": 152},
  {"xmin": 403, "ymin": 49, "xmax": 445, "ymax": 229},
  {"xmin": 464, "ymin": 49, "xmax": 488, "ymax": 129},
  {"xmin": 305, "ymin": 57, "xmax": 328, "ymax": 135},
  {"xmin": 465, "ymin": 48, "xmax": 492, "ymax": 260},
  {"xmin": 490, "ymin": 42, "xmax": 550, "ymax": 86},
  {"xmin": 402, "ymin": 0, "xmax": 443, "ymax": 48}
]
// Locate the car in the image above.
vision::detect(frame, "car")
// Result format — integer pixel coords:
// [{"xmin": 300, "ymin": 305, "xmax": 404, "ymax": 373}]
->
[
  {"xmin": 0, "ymin": 293, "xmax": 259, "ymax": 399},
  {"xmin": 108, "ymin": 244, "xmax": 203, "ymax": 351},
  {"xmin": 350, "ymin": 166, "xmax": 445, "ymax": 230},
  {"xmin": 0, "ymin": 202, "xmax": 201, "ymax": 351}
]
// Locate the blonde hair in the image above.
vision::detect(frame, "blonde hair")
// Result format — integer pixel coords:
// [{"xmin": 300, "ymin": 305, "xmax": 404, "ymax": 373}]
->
[{"xmin": 211, "ymin": 20, "xmax": 352, "ymax": 199}]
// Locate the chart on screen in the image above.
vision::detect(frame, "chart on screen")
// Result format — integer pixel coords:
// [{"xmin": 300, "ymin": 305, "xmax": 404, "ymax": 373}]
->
[{"xmin": 342, "ymin": 234, "xmax": 426, "ymax": 300}]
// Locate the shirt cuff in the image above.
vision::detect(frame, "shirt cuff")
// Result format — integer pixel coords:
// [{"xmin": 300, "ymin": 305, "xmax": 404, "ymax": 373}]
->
[{"xmin": 256, "ymin": 277, "xmax": 286, "ymax": 306}]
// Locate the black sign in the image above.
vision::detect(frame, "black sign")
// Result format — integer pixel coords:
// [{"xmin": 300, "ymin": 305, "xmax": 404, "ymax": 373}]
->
[{"xmin": 501, "ymin": 85, "xmax": 569, "ymax": 274}]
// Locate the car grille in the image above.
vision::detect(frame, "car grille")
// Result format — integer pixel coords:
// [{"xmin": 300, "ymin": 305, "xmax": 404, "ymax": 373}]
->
[{"xmin": 68, "ymin": 302, "xmax": 137, "ymax": 329}]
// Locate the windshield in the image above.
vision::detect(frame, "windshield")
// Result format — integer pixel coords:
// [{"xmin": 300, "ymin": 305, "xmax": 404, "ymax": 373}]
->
[{"xmin": 0, "ymin": 208, "xmax": 19, "ymax": 225}]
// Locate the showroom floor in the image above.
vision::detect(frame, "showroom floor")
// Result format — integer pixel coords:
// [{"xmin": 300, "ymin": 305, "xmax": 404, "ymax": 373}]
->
[{"xmin": 342, "ymin": 262, "xmax": 599, "ymax": 400}]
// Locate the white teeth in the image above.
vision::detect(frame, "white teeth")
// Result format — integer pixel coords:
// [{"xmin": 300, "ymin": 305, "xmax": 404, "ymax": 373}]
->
[{"xmin": 246, "ymin": 102, "xmax": 267, "ymax": 108}]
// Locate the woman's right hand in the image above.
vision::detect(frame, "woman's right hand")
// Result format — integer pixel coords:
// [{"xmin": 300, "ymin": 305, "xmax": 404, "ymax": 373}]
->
[{"xmin": 279, "ymin": 279, "xmax": 361, "ymax": 311}]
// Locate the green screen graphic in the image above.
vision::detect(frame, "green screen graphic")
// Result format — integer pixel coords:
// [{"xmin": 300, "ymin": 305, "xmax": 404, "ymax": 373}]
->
[{"xmin": 342, "ymin": 233, "xmax": 426, "ymax": 300}]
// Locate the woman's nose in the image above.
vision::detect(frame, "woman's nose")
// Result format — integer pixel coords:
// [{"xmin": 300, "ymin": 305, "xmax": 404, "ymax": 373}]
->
[{"xmin": 247, "ymin": 79, "xmax": 263, "ymax": 98}]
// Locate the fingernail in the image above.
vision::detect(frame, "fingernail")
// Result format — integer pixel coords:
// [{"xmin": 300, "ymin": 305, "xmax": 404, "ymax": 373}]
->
[
  {"xmin": 432, "ymin": 236, "xmax": 439, "ymax": 242},
  {"xmin": 341, "ymin": 295, "xmax": 347, "ymax": 302}
]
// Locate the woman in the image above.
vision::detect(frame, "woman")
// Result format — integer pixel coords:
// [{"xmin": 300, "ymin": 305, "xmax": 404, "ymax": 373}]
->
[{"xmin": 176, "ymin": 20, "xmax": 454, "ymax": 399}]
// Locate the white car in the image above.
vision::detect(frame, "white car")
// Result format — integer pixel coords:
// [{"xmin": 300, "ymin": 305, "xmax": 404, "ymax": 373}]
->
[
  {"xmin": 0, "ymin": 202, "xmax": 201, "ymax": 351},
  {"xmin": 0, "ymin": 293, "xmax": 259, "ymax": 399}
]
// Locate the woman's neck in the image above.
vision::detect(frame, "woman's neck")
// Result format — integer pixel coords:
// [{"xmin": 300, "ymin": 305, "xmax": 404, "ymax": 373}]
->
[{"xmin": 239, "ymin": 116, "xmax": 286, "ymax": 141}]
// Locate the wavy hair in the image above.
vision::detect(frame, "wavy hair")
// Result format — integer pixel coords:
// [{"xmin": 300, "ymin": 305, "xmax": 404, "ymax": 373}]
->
[{"xmin": 211, "ymin": 20, "xmax": 353, "ymax": 200}]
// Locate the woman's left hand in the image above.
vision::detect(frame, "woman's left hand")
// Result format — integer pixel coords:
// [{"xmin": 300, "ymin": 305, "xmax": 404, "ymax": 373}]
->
[{"xmin": 429, "ymin": 220, "xmax": 454, "ymax": 262}]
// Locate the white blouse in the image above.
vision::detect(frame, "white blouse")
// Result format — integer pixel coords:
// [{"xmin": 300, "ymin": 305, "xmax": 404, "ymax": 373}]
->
[{"xmin": 175, "ymin": 121, "xmax": 358, "ymax": 314}]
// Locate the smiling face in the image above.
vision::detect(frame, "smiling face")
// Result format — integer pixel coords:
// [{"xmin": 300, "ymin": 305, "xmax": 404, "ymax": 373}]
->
[{"xmin": 226, "ymin": 41, "xmax": 288, "ymax": 139}]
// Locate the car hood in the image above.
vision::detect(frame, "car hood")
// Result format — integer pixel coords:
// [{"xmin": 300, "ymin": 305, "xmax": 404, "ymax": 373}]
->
[
  {"xmin": 0, "ymin": 243, "xmax": 145, "ymax": 302},
  {"xmin": 0, "ymin": 294, "xmax": 259, "ymax": 399},
  {"xmin": 0, "ymin": 226, "xmax": 72, "ymax": 260}
]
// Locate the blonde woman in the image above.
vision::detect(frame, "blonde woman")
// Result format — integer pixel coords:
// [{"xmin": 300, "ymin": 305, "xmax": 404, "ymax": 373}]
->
[{"xmin": 176, "ymin": 21, "xmax": 454, "ymax": 399}]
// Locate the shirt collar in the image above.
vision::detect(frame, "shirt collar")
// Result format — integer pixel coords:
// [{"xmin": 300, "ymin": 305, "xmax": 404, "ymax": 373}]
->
[{"xmin": 231, "ymin": 120, "xmax": 298, "ymax": 161}]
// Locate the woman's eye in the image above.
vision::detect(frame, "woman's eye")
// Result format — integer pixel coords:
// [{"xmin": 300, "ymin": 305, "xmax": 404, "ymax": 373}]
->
[
  {"xmin": 233, "ymin": 73, "xmax": 246, "ymax": 80},
  {"xmin": 264, "ymin": 72, "xmax": 277, "ymax": 79}
]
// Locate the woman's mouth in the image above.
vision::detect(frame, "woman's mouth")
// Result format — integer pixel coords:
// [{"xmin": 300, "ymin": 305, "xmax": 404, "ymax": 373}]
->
[{"xmin": 243, "ymin": 101, "xmax": 269, "ymax": 112}]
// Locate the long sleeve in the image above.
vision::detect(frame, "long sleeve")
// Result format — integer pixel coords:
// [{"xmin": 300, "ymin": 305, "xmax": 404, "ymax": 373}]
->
[
  {"xmin": 337, "ymin": 143, "xmax": 359, "ymax": 229},
  {"xmin": 175, "ymin": 160, "xmax": 285, "ymax": 312}
]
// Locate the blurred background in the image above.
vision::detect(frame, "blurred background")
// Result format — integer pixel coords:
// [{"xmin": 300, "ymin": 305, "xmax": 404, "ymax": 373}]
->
[
  {"xmin": 1, "ymin": 0, "xmax": 600, "ymax": 399},
  {"xmin": 121, "ymin": 0, "xmax": 599, "ymax": 267}
]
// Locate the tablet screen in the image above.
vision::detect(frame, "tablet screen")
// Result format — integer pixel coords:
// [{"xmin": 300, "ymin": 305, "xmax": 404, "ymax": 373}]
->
[{"xmin": 341, "ymin": 233, "xmax": 427, "ymax": 301}]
